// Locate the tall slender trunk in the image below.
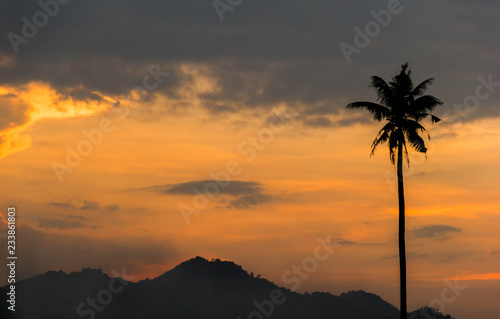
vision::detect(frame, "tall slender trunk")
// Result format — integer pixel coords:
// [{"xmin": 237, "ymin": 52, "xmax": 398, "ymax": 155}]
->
[{"xmin": 397, "ymin": 143, "xmax": 407, "ymax": 319}]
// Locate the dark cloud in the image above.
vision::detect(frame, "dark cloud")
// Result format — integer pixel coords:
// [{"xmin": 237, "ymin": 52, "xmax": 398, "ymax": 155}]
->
[
  {"xmin": 303, "ymin": 116, "xmax": 333, "ymax": 128},
  {"xmin": 332, "ymin": 238, "xmax": 356, "ymax": 246},
  {"xmin": 104, "ymin": 204, "xmax": 119, "ymax": 212},
  {"xmin": 48, "ymin": 202, "xmax": 76, "ymax": 209},
  {"xmin": 0, "ymin": 94, "xmax": 31, "ymax": 131},
  {"xmin": 60, "ymin": 87, "xmax": 104, "ymax": 102},
  {"xmin": 79, "ymin": 200, "xmax": 99, "ymax": 210},
  {"xmin": 379, "ymin": 252, "xmax": 430, "ymax": 261},
  {"xmin": 335, "ymin": 115, "xmax": 373, "ymax": 127},
  {"xmin": 36, "ymin": 217, "xmax": 99, "ymax": 230},
  {"xmin": 332, "ymin": 238, "xmax": 386, "ymax": 247},
  {"xmin": 49, "ymin": 200, "xmax": 118, "ymax": 212},
  {"xmin": 143, "ymin": 180, "xmax": 263, "ymax": 196},
  {"xmin": 436, "ymin": 251, "xmax": 475, "ymax": 263},
  {"xmin": 229, "ymin": 193, "xmax": 274, "ymax": 209},
  {"xmin": 412, "ymin": 224, "xmax": 462, "ymax": 241},
  {"xmin": 0, "ymin": 0, "xmax": 498, "ymax": 123},
  {"xmin": 142, "ymin": 180, "xmax": 277, "ymax": 210},
  {"xmin": 66, "ymin": 215, "xmax": 87, "ymax": 221}
]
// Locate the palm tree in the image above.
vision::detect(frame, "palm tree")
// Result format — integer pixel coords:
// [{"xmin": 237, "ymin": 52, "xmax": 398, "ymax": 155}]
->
[{"xmin": 346, "ymin": 63, "xmax": 442, "ymax": 319}]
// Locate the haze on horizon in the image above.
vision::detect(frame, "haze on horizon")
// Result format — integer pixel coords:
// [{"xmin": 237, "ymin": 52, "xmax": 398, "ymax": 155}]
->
[{"xmin": 0, "ymin": 1, "xmax": 499, "ymax": 319}]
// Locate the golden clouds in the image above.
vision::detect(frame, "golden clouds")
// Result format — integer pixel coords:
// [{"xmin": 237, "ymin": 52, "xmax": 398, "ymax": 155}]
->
[{"xmin": 0, "ymin": 83, "xmax": 116, "ymax": 159}]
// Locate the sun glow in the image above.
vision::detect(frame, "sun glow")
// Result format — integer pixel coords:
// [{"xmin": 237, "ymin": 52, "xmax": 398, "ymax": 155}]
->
[{"xmin": 0, "ymin": 83, "xmax": 116, "ymax": 159}]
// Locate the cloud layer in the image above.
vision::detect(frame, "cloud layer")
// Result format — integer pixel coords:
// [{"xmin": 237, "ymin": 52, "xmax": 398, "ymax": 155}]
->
[
  {"xmin": 1, "ymin": 1, "xmax": 499, "ymax": 159},
  {"xmin": 1, "ymin": 0, "xmax": 499, "ymax": 117},
  {"xmin": 142, "ymin": 180, "xmax": 274, "ymax": 209},
  {"xmin": 412, "ymin": 224, "xmax": 462, "ymax": 241}
]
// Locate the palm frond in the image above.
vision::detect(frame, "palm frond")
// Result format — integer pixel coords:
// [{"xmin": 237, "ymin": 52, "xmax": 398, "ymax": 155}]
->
[
  {"xmin": 430, "ymin": 115, "xmax": 442, "ymax": 124},
  {"xmin": 370, "ymin": 122, "xmax": 395, "ymax": 156},
  {"xmin": 411, "ymin": 78, "xmax": 434, "ymax": 96},
  {"xmin": 369, "ymin": 76, "xmax": 394, "ymax": 107},
  {"xmin": 346, "ymin": 101, "xmax": 391, "ymax": 121},
  {"xmin": 403, "ymin": 118, "xmax": 430, "ymax": 139},
  {"xmin": 409, "ymin": 112, "xmax": 442, "ymax": 125},
  {"xmin": 409, "ymin": 95, "xmax": 443, "ymax": 114},
  {"xmin": 411, "ymin": 112, "xmax": 430, "ymax": 122},
  {"xmin": 405, "ymin": 129, "xmax": 428, "ymax": 154}
]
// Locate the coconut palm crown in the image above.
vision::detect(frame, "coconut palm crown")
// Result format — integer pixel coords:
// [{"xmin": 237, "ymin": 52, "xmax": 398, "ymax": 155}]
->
[{"xmin": 347, "ymin": 63, "xmax": 443, "ymax": 165}]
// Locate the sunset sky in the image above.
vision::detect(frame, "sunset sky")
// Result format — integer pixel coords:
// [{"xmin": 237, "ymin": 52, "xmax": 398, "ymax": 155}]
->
[{"xmin": 0, "ymin": 1, "xmax": 499, "ymax": 319}]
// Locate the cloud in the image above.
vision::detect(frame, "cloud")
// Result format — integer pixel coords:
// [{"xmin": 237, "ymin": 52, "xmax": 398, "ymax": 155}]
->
[
  {"xmin": 0, "ymin": 0, "xmax": 498, "ymax": 124},
  {"xmin": 143, "ymin": 180, "xmax": 277, "ymax": 210},
  {"xmin": 0, "ymin": 83, "xmax": 115, "ymax": 158},
  {"xmin": 48, "ymin": 200, "xmax": 120, "ymax": 215},
  {"xmin": 0, "ymin": 1, "xmax": 499, "ymax": 160},
  {"xmin": 48, "ymin": 202, "xmax": 76, "ymax": 209},
  {"xmin": 66, "ymin": 215, "xmax": 87, "ymax": 221},
  {"xmin": 36, "ymin": 217, "xmax": 99, "ymax": 230},
  {"xmin": 332, "ymin": 238, "xmax": 386, "ymax": 247},
  {"xmin": 412, "ymin": 224, "xmax": 462, "ymax": 240},
  {"xmin": 335, "ymin": 115, "xmax": 373, "ymax": 127},
  {"xmin": 332, "ymin": 238, "xmax": 356, "ymax": 246},
  {"xmin": 0, "ymin": 93, "xmax": 30, "ymax": 131},
  {"xmin": 436, "ymin": 251, "xmax": 475, "ymax": 263},
  {"xmin": 79, "ymin": 200, "xmax": 99, "ymax": 210},
  {"xmin": 0, "ymin": 92, "xmax": 33, "ymax": 158},
  {"xmin": 302, "ymin": 116, "xmax": 333, "ymax": 128},
  {"xmin": 104, "ymin": 205, "xmax": 119, "ymax": 212},
  {"xmin": 143, "ymin": 180, "xmax": 263, "ymax": 196},
  {"xmin": 49, "ymin": 200, "xmax": 118, "ymax": 213},
  {"xmin": 379, "ymin": 252, "xmax": 430, "ymax": 261},
  {"xmin": 229, "ymin": 194, "xmax": 274, "ymax": 209}
]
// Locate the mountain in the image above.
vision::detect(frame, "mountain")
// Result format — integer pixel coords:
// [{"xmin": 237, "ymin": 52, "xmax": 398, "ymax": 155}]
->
[
  {"xmin": 0, "ymin": 256, "xmax": 454, "ymax": 319},
  {"xmin": 340, "ymin": 290, "xmax": 400, "ymax": 317}
]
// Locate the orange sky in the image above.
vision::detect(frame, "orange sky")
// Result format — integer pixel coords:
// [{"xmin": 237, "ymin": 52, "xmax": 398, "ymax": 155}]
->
[{"xmin": 0, "ymin": 82, "xmax": 499, "ymax": 319}]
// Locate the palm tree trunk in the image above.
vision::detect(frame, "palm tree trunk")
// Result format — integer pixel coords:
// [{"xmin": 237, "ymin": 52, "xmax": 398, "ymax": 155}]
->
[{"xmin": 397, "ymin": 143, "xmax": 407, "ymax": 319}]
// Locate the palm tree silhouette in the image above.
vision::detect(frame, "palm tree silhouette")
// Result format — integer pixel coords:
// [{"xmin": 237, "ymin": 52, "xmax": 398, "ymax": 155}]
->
[{"xmin": 346, "ymin": 63, "xmax": 442, "ymax": 319}]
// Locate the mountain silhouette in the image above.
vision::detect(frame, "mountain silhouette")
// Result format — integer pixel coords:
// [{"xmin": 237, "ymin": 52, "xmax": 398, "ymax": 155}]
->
[{"xmin": 0, "ymin": 256, "xmax": 454, "ymax": 319}]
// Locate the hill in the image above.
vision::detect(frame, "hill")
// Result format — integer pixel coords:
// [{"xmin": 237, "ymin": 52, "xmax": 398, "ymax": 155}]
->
[{"xmin": 0, "ymin": 256, "xmax": 454, "ymax": 319}]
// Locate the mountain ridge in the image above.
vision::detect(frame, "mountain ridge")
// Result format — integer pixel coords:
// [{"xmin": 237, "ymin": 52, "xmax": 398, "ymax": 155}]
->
[{"xmin": 0, "ymin": 256, "xmax": 454, "ymax": 319}]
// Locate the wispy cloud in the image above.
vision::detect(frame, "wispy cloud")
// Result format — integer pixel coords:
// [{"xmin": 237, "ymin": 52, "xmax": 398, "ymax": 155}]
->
[
  {"xmin": 104, "ymin": 205, "xmax": 119, "ymax": 212},
  {"xmin": 80, "ymin": 200, "xmax": 99, "ymax": 210},
  {"xmin": 142, "ymin": 180, "xmax": 263, "ymax": 196},
  {"xmin": 379, "ymin": 252, "xmax": 430, "ymax": 261},
  {"xmin": 142, "ymin": 180, "xmax": 276, "ymax": 210},
  {"xmin": 48, "ymin": 202, "xmax": 76, "ymax": 209},
  {"xmin": 35, "ymin": 217, "xmax": 100, "ymax": 230},
  {"xmin": 412, "ymin": 224, "xmax": 462, "ymax": 241},
  {"xmin": 331, "ymin": 238, "xmax": 386, "ymax": 247},
  {"xmin": 229, "ymin": 193, "xmax": 274, "ymax": 209},
  {"xmin": 66, "ymin": 215, "xmax": 87, "ymax": 221},
  {"xmin": 436, "ymin": 251, "xmax": 475, "ymax": 263}
]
